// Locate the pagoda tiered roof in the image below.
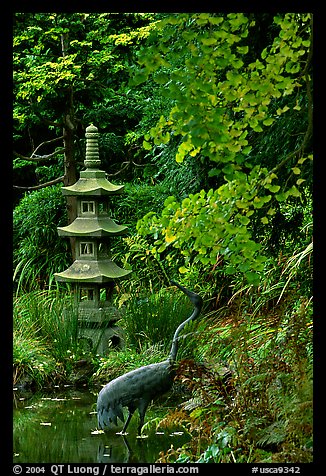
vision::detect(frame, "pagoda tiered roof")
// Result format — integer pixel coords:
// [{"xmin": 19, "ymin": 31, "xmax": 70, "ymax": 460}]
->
[
  {"xmin": 60, "ymin": 169, "xmax": 124, "ymax": 196},
  {"xmin": 57, "ymin": 217, "xmax": 128, "ymax": 237},
  {"xmin": 55, "ymin": 259, "xmax": 131, "ymax": 283}
]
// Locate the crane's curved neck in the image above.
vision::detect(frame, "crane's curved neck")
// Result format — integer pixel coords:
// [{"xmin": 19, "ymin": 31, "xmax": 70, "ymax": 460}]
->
[{"xmin": 168, "ymin": 283, "xmax": 203, "ymax": 363}]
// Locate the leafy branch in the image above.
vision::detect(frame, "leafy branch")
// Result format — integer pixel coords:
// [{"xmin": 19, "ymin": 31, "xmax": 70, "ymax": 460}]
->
[
  {"xmin": 269, "ymin": 16, "xmax": 313, "ymax": 177},
  {"xmin": 135, "ymin": 13, "xmax": 313, "ymax": 285}
]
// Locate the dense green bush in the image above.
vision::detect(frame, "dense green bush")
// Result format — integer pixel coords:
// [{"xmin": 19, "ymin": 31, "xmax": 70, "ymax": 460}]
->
[
  {"xmin": 110, "ymin": 182, "xmax": 170, "ymax": 231},
  {"xmin": 13, "ymin": 185, "xmax": 70, "ymax": 292},
  {"xmin": 92, "ymin": 285, "xmax": 202, "ymax": 386}
]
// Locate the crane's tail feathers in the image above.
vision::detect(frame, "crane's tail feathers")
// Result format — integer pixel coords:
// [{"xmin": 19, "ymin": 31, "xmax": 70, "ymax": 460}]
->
[
  {"xmin": 171, "ymin": 280, "xmax": 203, "ymax": 310},
  {"xmin": 97, "ymin": 403, "xmax": 125, "ymax": 430}
]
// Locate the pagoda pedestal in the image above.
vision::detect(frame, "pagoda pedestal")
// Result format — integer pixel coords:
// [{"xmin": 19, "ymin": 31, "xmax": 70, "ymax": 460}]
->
[{"xmin": 54, "ymin": 124, "xmax": 131, "ymax": 354}]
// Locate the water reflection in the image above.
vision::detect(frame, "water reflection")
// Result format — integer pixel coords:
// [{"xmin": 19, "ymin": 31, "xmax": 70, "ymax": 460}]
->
[{"xmin": 13, "ymin": 388, "xmax": 189, "ymax": 463}]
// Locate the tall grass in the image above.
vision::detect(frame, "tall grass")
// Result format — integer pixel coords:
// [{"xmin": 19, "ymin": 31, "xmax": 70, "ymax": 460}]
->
[
  {"xmin": 13, "ymin": 290, "xmax": 79, "ymax": 386},
  {"xmin": 13, "ymin": 330, "xmax": 57, "ymax": 387},
  {"xmin": 121, "ymin": 287, "xmax": 196, "ymax": 355},
  {"xmin": 14, "ymin": 290, "xmax": 79, "ymax": 358}
]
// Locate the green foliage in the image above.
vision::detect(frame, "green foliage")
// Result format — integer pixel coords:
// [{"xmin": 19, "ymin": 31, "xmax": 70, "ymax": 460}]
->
[
  {"xmin": 133, "ymin": 13, "xmax": 311, "ymax": 164},
  {"xmin": 13, "ymin": 290, "xmax": 81, "ymax": 386},
  {"xmin": 175, "ymin": 429, "xmax": 236, "ymax": 464},
  {"xmin": 13, "ymin": 185, "xmax": 70, "ymax": 292},
  {"xmin": 131, "ymin": 13, "xmax": 312, "ymax": 287},
  {"xmin": 92, "ymin": 285, "xmax": 202, "ymax": 385},
  {"xmin": 12, "ymin": 16, "xmax": 313, "ymax": 463},
  {"xmin": 13, "ymin": 12, "xmax": 160, "ymax": 193},
  {"xmin": 91, "ymin": 345, "xmax": 166, "ymax": 385},
  {"xmin": 14, "ymin": 291, "xmax": 79, "ymax": 362},
  {"xmin": 110, "ymin": 182, "xmax": 171, "ymax": 232},
  {"xmin": 150, "ymin": 138, "xmax": 208, "ymax": 199},
  {"xmin": 137, "ymin": 166, "xmax": 312, "ymax": 286},
  {"xmin": 158, "ymin": 291, "xmax": 312, "ymax": 463},
  {"xmin": 120, "ymin": 287, "xmax": 194, "ymax": 354},
  {"xmin": 117, "ymin": 235, "xmax": 168, "ymax": 292},
  {"xmin": 13, "ymin": 13, "xmax": 157, "ymax": 112},
  {"xmin": 13, "ymin": 330, "xmax": 57, "ymax": 387},
  {"xmin": 13, "ymin": 13, "xmax": 313, "ymax": 292}
]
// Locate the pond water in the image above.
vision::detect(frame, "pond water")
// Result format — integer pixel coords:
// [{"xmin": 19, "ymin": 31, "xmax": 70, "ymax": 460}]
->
[{"xmin": 13, "ymin": 387, "xmax": 190, "ymax": 463}]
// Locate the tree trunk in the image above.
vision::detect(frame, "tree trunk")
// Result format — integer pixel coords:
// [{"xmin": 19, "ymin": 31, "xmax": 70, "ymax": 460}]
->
[
  {"xmin": 63, "ymin": 102, "xmax": 77, "ymax": 260},
  {"xmin": 60, "ymin": 32, "xmax": 77, "ymax": 260}
]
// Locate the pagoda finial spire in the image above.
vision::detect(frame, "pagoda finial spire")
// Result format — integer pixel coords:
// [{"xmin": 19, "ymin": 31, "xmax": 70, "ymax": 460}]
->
[{"xmin": 84, "ymin": 124, "xmax": 101, "ymax": 169}]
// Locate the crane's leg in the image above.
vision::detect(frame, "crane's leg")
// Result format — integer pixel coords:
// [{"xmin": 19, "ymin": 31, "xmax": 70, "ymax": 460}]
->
[
  {"xmin": 121, "ymin": 407, "xmax": 135, "ymax": 434},
  {"xmin": 137, "ymin": 400, "xmax": 150, "ymax": 436}
]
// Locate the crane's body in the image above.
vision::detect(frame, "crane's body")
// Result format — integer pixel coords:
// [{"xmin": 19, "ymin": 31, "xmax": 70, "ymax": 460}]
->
[{"xmin": 97, "ymin": 281, "xmax": 203, "ymax": 435}]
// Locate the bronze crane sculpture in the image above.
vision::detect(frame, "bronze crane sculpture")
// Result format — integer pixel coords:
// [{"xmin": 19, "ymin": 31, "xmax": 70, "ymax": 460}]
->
[{"xmin": 97, "ymin": 281, "xmax": 203, "ymax": 435}]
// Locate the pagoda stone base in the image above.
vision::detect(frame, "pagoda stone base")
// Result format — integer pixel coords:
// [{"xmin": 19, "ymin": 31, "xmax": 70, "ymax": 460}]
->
[
  {"xmin": 76, "ymin": 305, "xmax": 125, "ymax": 355},
  {"xmin": 78, "ymin": 324, "xmax": 124, "ymax": 355}
]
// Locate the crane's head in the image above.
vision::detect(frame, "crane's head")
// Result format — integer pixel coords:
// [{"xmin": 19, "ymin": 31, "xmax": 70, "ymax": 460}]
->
[{"xmin": 171, "ymin": 280, "xmax": 203, "ymax": 313}]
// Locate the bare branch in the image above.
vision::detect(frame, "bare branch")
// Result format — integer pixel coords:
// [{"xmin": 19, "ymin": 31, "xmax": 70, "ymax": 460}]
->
[
  {"xmin": 106, "ymin": 162, "xmax": 130, "ymax": 177},
  {"xmin": 13, "ymin": 175, "xmax": 65, "ymax": 191},
  {"xmin": 106, "ymin": 160, "xmax": 146, "ymax": 177},
  {"xmin": 14, "ymin": 148, "xmax": 65, "ymax": 162},
  {"xmin": 32, "ymin": 135, "xmax": 64, "ymax": 155},
  {"xmin": 14, "ymin": 135, "xmax": 65, "ymax": 162},
  {"xmin": 14, "ymin": 151, "xmax": 44, "ymax": 162}
]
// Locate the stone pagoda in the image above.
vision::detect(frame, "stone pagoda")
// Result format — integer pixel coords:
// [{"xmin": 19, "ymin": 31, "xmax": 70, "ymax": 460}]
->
[{"xmin": 54, "ymin": 124, "xmax": 131, "ymax": 354}]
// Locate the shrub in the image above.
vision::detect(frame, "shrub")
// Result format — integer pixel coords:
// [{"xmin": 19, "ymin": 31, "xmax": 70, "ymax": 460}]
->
[{"xmin": 13, "ymin": 185, "xmax": 70, "ymax": 293}]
